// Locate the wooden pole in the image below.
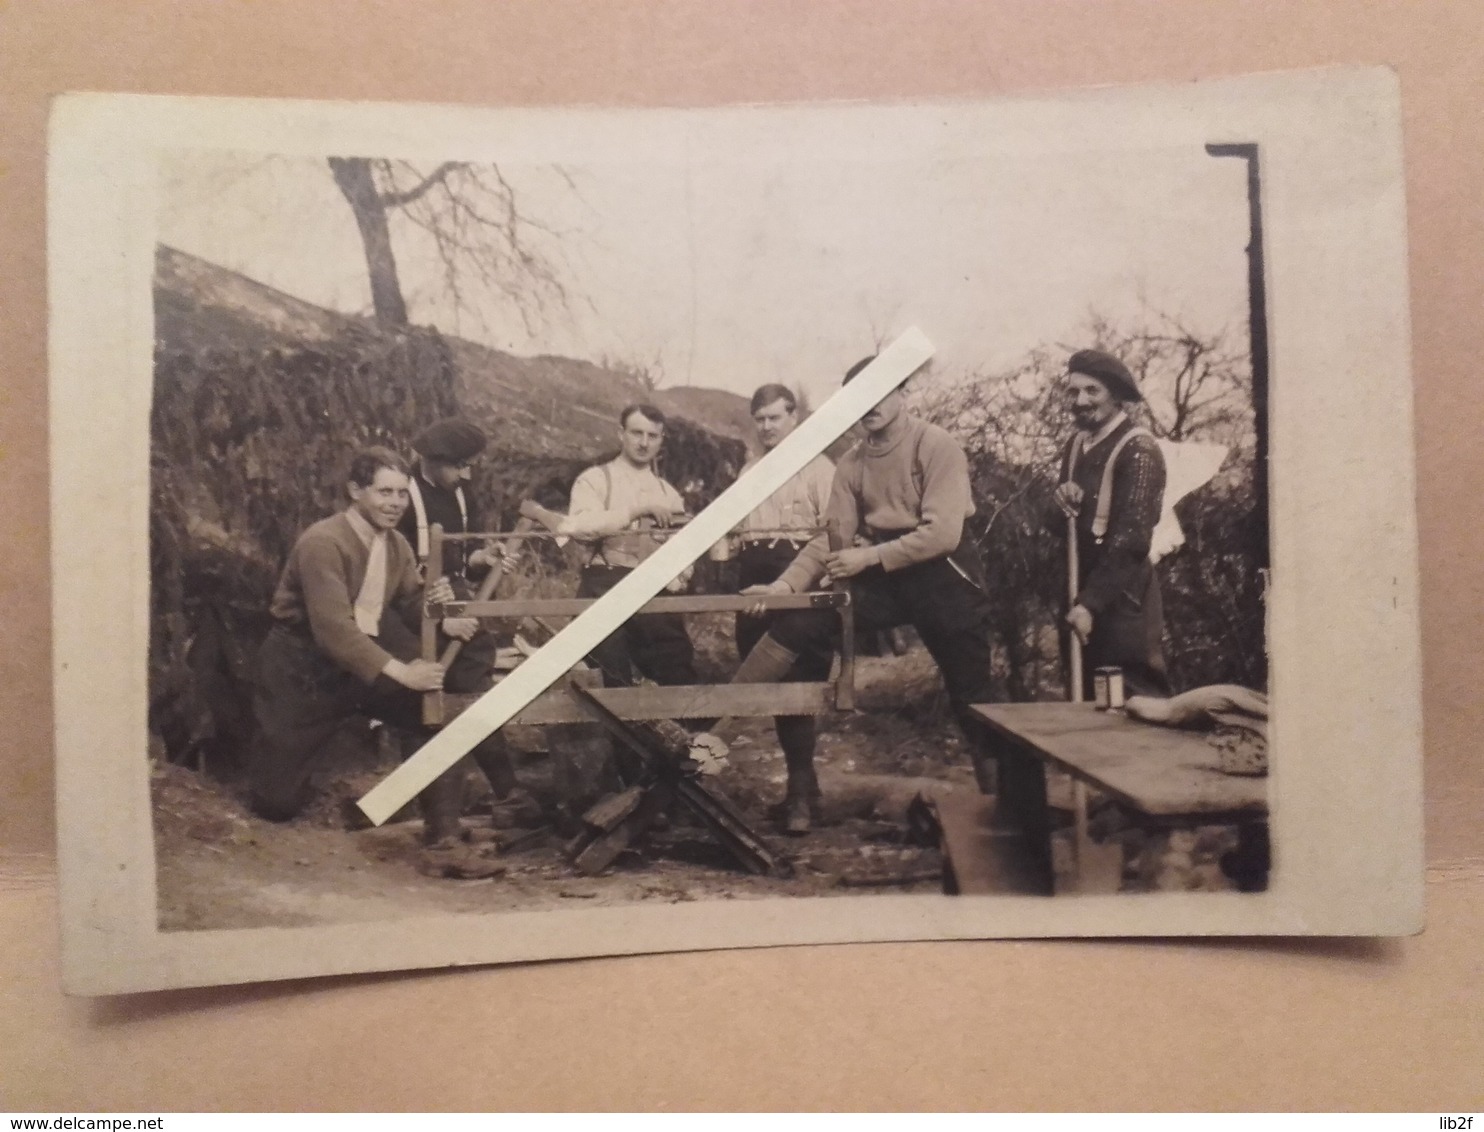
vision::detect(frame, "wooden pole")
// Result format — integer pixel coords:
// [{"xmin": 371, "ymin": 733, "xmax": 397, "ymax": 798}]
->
[
  {"xmin": 437, "ymin": 516, "xmax": 535, "ymax": 667},
  {"xmin": 1066, "ymin": 513, "xmax": 1088, "ymax": 886},
  {"xmin": 1206, "ymin": 142, "xmax": 1270, "ymax": 690},
  {"xmin": 422, "ymin": 523, "xmax": 445, "ymax": 726},
  {"xmin": 827, "ymin": 518, "xmax": 856, "ymax": 711},
  {"xmin": 1067, "ymin": 514, "xmax": 1084, "ymax": 704}
]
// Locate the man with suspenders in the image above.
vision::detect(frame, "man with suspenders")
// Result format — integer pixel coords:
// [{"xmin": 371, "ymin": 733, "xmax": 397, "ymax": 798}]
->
[
  {"xmin": 399, "ymin": 418, "xmax": 525, "ymax": 810},
  {"xmin": 564, "ymin": 403, "xmax": 700, "ymax": 689},
  {"xmin": 1053, "ymin": 349, "xmax": 1171, "ymax": 700}
]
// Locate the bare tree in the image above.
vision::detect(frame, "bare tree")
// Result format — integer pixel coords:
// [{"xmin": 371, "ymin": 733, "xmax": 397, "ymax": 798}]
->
[
  {"xmin": 600, "ymin": 349, "xmax": 665, "ymax": 393},
  {"xmin": 859, "ymin": 296, "xmax": 903, "ymax": 353},
  {"xmin": 327, "ymin": 157, "xmax": 414, "ymax": 326},
  {"xmin": 327, "ymin": 157, "xmax": 573, "ymax": 334}
]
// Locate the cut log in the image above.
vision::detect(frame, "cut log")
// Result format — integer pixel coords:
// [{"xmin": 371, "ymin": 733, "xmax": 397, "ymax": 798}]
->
[
  {"xmin": 569, "ymin": 781, "xmax": 676, "ymax": 876},
  {"xmin": 581, "ymin": 784, "xmax": 646, "ymax": 833},
  {"xmin": 566, "ymin": 679, "xmax": 786, "ymax": 877},
  {"xmin": 837, "ymin": 870, "xmax": 943, "ymax": 888}
]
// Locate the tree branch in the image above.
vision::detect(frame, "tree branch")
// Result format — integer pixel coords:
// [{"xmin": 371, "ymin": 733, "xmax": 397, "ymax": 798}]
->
[{"xmin": 379, "ymin": 162, "xmax": 462, "ymax": 208}]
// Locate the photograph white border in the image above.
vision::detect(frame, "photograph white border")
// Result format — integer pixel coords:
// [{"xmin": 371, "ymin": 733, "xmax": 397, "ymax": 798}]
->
[{"xmin": 49, "ymin": 66, "xmax": 1422, "ymax": 994}]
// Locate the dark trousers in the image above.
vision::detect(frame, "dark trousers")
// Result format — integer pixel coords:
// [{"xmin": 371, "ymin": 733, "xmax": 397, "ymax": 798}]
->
[
  {"xmin": 578, "ymin": 563, "xmax": 699, "ymax": 687},
  {"xmin": 1074, "ymin": 559, "xmax": 1170, "ymax": 701},
  {"xmin": 438, "ymin": 599, "xmax": 518, "ymax": 798},
  {"xmin": 249, "ymin": 613, "xmax": 460, "ymax": 823},
  {"xmin": 736, "ymin": 542, "xmax": 833, "ymax": 759},
  {"xmin": 765, "ymin": 547, "xmax": 997, "ymax": 764}
]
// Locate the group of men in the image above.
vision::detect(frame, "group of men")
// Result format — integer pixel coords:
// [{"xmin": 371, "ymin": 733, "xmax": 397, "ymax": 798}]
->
[{"xmin": 247, "ymin": 348, "xmax": 1169, "ymax": 872}]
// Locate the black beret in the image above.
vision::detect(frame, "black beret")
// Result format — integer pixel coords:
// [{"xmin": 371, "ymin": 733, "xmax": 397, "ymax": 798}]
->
[
  {"xmin": 1067, "ymin": 349, "xmax": 1142, "ymax": 403},
  {"xmin": 412, "ymin": 418, "xmax": 487, "ymax": 463}
]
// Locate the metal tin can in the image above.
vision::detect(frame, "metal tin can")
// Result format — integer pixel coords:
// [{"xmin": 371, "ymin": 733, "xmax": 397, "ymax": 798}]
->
[{"xmin": 1093, "ymin": 666, "xmax": 1125, "ymax": 710}]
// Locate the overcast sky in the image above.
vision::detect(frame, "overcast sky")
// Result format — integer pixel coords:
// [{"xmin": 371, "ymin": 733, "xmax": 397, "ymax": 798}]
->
[{"xmin": 157, "ymin": 103, "xmax": 1251, "ymax": 407}]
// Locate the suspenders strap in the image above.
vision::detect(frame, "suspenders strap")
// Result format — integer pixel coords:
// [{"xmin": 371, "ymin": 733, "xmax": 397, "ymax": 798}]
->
[
  {"xmin": 1068, "ymin": 426, "xmax": 1154, "ymax": 542},
  {"xmin": 587, "ymin": 464, "xmax": 614, "ymax": 568}
]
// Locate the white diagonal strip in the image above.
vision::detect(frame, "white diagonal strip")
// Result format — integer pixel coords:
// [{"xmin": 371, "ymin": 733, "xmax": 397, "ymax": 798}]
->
[{"xmin": 357, "ymin": 328, "xmax": 934, "ymax": 824}]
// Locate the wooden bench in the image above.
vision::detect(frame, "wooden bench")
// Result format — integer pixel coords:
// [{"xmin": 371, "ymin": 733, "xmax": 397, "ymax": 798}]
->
[{"xmin": 965, "ymin": 702, "xmax": 1270, "ymax": 894}]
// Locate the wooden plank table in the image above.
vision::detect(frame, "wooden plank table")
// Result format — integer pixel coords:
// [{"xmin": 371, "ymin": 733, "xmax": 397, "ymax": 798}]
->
[{"xmin": 967, "ymin": 702, "xmax": 1269, "ymax": 893}]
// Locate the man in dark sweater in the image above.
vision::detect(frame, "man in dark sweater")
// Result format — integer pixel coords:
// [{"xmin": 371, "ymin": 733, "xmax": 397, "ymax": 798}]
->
[
  {"xmin": 1053, "ymin": 349, "xmax": 1170, "ymax": 700},
  {"xmin": 734, "ymin": 357, "xmax": 998, "ymax": 832},
  {"xmin": 249, "ymin": 445, "xmax": 503, "ymax": 878},
  {"xmin": 398, "ymin": 418, "xmax": 523, "ymax": 808}
]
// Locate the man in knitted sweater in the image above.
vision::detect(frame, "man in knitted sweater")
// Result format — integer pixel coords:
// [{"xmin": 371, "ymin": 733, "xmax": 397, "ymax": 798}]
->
[
  {"xmin": 736, "ymin": 357, "xmax": 998, "ymax": 831},
  {"xmin": 1052, "ymin": 349, "xmax": 1170, "ymax": 700},
  {"xmin": 248, "ymin": 445, "xmax": 502, "ymax": 878}
]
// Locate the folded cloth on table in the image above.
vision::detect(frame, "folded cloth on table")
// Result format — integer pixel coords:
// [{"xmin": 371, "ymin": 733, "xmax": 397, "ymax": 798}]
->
[
  {"xmin": 1126, "ymin": 684, "xmax": 1269, "ymax": 776},
  {"xmin": 1125, "ymin": 684, "xmax": 1268, "ymax": 730}
]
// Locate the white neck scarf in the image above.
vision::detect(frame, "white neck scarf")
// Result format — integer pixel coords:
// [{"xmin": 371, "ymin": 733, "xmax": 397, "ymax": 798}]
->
[{"xmin": 354, "ymin": 531, "xmax": 388, "ymax": 636}]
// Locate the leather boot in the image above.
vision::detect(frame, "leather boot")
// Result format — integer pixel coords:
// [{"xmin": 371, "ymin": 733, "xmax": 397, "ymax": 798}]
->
[
  {"xmin": 473, "ymin": 735, "xmax": 541, "ymax": 833},
  {"xmin": 737, "ymin": 635, "xmax": 815, "ymax": 832},
  {"xmin": 418, "ymin": 761, "xmax": 467, "ymax": 845},
  {"xmin": 780, "ymin": 724, "xmax": 821, "ymax": 836},
  {"xmin": 417, "ymin": 760, "xmax": 506, "ymax": 880},
  {"xmin": 472, "ymin": 733, "xmax": 518, "ymax": 801}
]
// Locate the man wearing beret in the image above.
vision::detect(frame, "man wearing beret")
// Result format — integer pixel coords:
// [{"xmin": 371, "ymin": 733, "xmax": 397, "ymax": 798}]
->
[
  {"xmin": 1053, "ymin": 349, "xmax": 1171, "ymax": 700},
  {"xmin": 249, "ymin": 445, "xmax": 504, "ymax": 878},
  {"xmin": 399, "ymin": 418, "xmax": 526, "ymax": 812}
]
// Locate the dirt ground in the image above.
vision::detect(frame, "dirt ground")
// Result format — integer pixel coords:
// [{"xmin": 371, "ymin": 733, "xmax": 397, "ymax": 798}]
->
[{"xmin": 152, "ymin": 646, "xmax": 1243, "ymax": 931}]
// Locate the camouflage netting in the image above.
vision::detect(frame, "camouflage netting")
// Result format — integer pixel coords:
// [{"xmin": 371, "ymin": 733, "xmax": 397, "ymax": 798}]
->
[{"xmin": 150, "ymin": 320, "xmax": 746, "ymax": 777}]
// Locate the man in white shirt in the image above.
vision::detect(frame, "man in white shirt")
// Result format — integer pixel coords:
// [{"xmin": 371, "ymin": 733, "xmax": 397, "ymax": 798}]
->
[
  {"xmin": 731, "ymin": 384, "xmax": 836, "ymax": 833},
  {"xmin": 566, "ymin": 403, "xmax": 698, "ymax": 688}
]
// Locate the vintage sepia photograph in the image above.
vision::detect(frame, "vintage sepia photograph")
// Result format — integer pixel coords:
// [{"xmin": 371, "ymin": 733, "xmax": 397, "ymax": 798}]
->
[
  {"xmin": 147, "ymin": 134, "xmax": 1270, "ymax": 924},
  {"xmin": 49, "ymin": 69, "xmax": 1422, "ymax": 992}
]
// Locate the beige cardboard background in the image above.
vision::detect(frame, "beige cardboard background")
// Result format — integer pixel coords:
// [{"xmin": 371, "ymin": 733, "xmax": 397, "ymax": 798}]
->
[{"xmin": 1, "ymin": 0, "xmax": 1479, "ymax": 1111}]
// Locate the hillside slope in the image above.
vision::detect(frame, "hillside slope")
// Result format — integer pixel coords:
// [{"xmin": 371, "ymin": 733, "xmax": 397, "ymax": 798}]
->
[
  {"xmin": 656, "ymin": 383, "xmax": 861, "ymax": 463},
  {"xmin": 156, "ymin": 246, "xmax": 654, "ymax": 461},
  {"xmin": 150, "ymin": 246, "xmax": 744, "ymax": 771}
]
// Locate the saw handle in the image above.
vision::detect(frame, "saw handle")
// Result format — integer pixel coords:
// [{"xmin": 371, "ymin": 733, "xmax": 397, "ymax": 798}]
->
[{"xmin": 437, "ymin": 516, "xmax": 536, "ymax": 667}]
